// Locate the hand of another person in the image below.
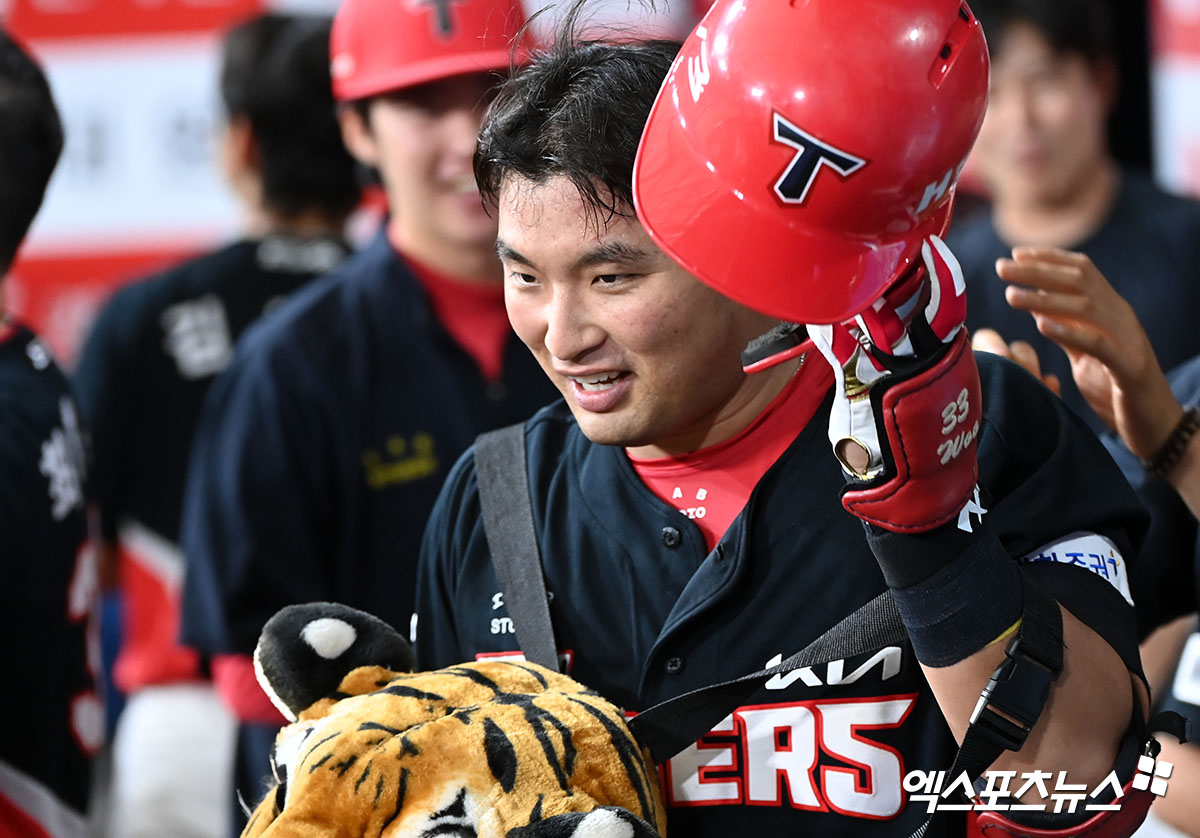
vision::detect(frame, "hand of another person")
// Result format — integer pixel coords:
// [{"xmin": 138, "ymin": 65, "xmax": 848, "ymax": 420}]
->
[
  {"xmin": 995, "ymin": 247, "xmax": 1184, "ymax": 460},
  {"xmin": 807, "ymin": 235, "xmax": 981, "ymax": 533},
  {"xmin": 970, "ymin": 328, "xmax": 1062, "ymax": 396}
]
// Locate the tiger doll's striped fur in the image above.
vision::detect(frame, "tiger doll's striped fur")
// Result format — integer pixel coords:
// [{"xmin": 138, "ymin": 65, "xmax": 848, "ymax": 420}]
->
[{"xmin": 244, "ymin": 605, "xmax": 665, "ymax": 838}]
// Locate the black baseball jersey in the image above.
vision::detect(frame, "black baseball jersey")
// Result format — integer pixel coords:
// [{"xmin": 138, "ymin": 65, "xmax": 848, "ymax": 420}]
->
[
  {"xmin": 72, "ymin": 235, "xmax": 347, "ymax": 690},
  {"xmin": 947, "ymin": 171, "xmax": 1200, "ymax": 434},
  {"xmin": 0, "ymin": 324, "xmax": 97, "ymax": 826},
  {"xmin": 179, "ymin": 229, "xmax": 559, "ymax": 658},
  {"xmin": 416, "ymin": 353, "xmax": 1146, "ymax": 837}
]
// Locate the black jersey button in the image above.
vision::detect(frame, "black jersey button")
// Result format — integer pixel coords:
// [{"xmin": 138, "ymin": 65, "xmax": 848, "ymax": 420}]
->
[
  {"xmin": 486, "ymin": 380, "xmax": 507, "ymax": 401},
  {"xmin": 661, "ymin": 526, "xmax": 682, "ymax": 548},
  {"xmin": 664, "ymin": 656, "xmax": 685, "ymax": 675}
]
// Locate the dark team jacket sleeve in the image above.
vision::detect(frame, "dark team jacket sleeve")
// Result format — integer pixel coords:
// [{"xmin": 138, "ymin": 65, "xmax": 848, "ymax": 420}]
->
[
  {"xmin": 72, "ymin": 284, "xmax": 150, "ymax": 542},
  {"xmin": 179, "ymin": 332, "xmax": 336, "ymax": 655}
]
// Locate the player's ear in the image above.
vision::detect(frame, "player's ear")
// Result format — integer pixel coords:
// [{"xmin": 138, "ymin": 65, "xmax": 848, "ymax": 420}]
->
[{"xmin": 338, "ymin": 102, "xmax": 379, "ymax": 169}]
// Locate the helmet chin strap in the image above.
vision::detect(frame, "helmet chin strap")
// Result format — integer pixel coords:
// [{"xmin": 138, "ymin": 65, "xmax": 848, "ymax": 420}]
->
[{"xmin": 741, "ymin": 322, "xmax": 809, "ymax": 374}]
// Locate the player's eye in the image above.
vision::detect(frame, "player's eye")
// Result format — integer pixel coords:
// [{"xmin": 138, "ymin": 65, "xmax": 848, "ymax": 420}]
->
[
  {"xmin": 593, "ymin": 273, "xmax": 632, "ymax": 286},
  {"xmin": 507, "ymin": 271, "xmax": 538, "ymax": 287}
]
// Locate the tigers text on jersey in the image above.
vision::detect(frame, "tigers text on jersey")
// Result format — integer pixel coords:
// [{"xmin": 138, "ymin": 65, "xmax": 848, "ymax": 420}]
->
[
  {"xmin": 0, "ymin": 324, "xmax": 98, "ymax": 830},
  {"xmin": 72, "ymin": 235, "xmax": 350, "ymax": 691},
  {"xmin": 416, "ymin": 353, "xmax": 1147, "ymax": 837}
]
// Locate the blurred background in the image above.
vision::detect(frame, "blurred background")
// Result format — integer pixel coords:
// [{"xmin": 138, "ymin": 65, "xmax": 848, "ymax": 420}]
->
[{"xmin": 0, "ymin": 0, "xmax": 699, "ymax": 368}]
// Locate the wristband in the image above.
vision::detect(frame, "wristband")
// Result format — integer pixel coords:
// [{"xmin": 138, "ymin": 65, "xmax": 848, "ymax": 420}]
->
[{"xmin": 1142, "ymin": 405, "xmax": 1200, "ymax": 478}]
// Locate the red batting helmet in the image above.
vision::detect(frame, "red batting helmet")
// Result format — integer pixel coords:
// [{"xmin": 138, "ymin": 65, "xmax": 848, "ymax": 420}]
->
[
  {"xmin": 633, "ymin": 0, "xmax": 989, "ymax": 324},
  {"xmin": 330, "ymin": 0, "xmax": 527, "ymax": 102}
]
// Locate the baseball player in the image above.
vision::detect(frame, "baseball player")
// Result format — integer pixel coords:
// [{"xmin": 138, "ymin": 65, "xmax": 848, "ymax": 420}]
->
[
  {"xmin": 178, "ymin": 0, "xmax": 559, "ymax": 821},
  {"xmin": 415, "ymin": 2, "xmax": 1161, "ymax": 835},
  {"xmin": 0, "ymin": 29, "xmax": 99, "ymax": 837},
  {"xmin": 72, "ymin": 15, "xmax": 359, "ymax": 837}
]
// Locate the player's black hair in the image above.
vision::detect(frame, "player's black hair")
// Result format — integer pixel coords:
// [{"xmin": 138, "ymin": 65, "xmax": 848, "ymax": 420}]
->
[
  {"xmin": 969, "ymin": 0, "xmax": 1114, "ymax": 63},
  {"xmin": 221, "ymin": 13, "xmax": 361, "ymax": 221},
  {"xmin": 0, "ymin": 30, "xmax": 63, "ymax": 277},
  {"xmin": 474, "ymin": 5, "xmax": 680, "ymax": 223}
]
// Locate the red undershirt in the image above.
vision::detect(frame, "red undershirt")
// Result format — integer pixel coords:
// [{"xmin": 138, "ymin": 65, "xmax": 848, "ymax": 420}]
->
[
  {"xmin": 629, "ymin": 350, "xmax": 833, "ymax": 551},
  {"xmin": 400, "ymin": 247, "xmax": 511, "ymax": 383}
]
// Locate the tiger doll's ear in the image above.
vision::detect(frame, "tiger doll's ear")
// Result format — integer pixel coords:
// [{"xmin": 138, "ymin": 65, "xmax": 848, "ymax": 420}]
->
[
  {"xmin": 506, "ymin": 807, "xmax": 663, "ymax": 838},
  {"xmin": 254, "ymin": 601, "xmax": 416, "ymax": 720}
]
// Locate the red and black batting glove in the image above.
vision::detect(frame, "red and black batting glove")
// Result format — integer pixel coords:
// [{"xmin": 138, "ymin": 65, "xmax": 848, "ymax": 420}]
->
[
  {"xmin": 807, "ymin": 234, "xmax": 981, "ymax": 534},
  {"xmin": 808, "ymin": 236, "xmax": 1017, "ymax": 670}
]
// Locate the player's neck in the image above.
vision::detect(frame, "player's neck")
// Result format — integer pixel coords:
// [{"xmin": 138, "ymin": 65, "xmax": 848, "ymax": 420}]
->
[
  {"xmin": 993, "ymin": 161, "xmax": 1119, "ymax": 248},
  {"xmin": 626, "ymin": 358, "xmax": 801, "ymax": 460},
  {"xmin": 387, "ymin": 218, "xmax": 502, "ymax": 285}
]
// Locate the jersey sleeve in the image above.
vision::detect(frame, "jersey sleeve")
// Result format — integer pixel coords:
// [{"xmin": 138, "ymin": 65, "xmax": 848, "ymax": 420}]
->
[
  {"xmin": 413, "ymin": 446, "xmax": 481, "ymax": 670},
  {"xmin": 976, "ymin": 353, "xmax": 1149, "ymax": 678},
  {"xmin": 179, "ymin": 339, "xmax": 336, "ymax": 656},
  {"xmin": 72, "ymin": 285, "xmax": 148, "ymax": 542}
]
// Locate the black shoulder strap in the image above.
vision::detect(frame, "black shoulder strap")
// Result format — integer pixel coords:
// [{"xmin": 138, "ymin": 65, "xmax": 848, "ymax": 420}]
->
[
  {"xmin": 475, "ymin": 424, "xmax": 561, "ymax": 673},
  {"xmin": 631, "ymin": 576, "xmax": 1066, "ymax": 838}
]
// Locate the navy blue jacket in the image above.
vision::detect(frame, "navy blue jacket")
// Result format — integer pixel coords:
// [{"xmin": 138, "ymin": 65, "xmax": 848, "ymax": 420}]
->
[
  {"xmin": 0, "ymin": 325, "xmax": 95, "ymax": 822},
  {"xmin": 180, "ymin": 230, "xmax": 559, "ymax": 656}
]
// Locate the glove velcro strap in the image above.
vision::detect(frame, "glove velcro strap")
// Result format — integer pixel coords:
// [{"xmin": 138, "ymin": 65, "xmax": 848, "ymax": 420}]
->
[{"xmin": 842, "ymin": 329, "xmax": 981, "ymax": 533}]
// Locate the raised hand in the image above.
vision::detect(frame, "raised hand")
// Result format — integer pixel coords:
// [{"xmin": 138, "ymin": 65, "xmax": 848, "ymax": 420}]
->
[{"xmin": 995, "ymin": 247, "xmax": 1183, "ymax": 461}]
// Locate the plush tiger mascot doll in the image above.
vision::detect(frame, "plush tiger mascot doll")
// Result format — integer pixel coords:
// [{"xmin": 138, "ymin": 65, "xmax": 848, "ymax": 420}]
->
[{"xmin": 243, "ymin": 602, "xmax": 667, "ymax": 838}]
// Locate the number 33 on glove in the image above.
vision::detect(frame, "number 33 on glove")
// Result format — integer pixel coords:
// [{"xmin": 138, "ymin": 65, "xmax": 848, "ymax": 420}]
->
[{"xmin": 807, "ymin": 234, "xmax": 980, "ymax": 534}]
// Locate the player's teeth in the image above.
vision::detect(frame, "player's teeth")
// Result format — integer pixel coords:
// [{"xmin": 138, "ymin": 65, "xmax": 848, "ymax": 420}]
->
[{"xmin": 574, "ymin": 373, "xmax": 619, "ymax": 391}]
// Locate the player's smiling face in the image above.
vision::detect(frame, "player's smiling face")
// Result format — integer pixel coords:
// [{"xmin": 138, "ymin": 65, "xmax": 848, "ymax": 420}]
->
[
  {"xmin": 499, "ymin": 175, "xmax": 784, "ymax": 457},
  {"xmin": 342, "ymin": 73, "xmax": 499, "ymax": 256}
]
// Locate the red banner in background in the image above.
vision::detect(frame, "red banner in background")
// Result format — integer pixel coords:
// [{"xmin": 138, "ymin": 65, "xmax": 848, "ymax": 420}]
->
[
  {"xmin": 1151, "ymin": 0, "xmax": 1200, "ymax": 198},
  {"xmin": 6, "ymin": 0, "xmax": 262, "ymax": 41},
  {"xmin": 1152, "ymin": 0, "xmax": 1200, "ymax": 60}
]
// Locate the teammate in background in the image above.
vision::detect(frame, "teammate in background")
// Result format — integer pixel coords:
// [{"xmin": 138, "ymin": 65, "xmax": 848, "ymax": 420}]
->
[
  {"xmin": 417, "ymin": 3, "xmax": 1161, "ymax": 835},
  {"xmin": 970, "ymin": 248, "xmax": 1200, "ymax": 836},
  {"xmin": 0, "ymin": 29, "xmax": 99, "ymax": 838},
  {"xmin": 945, "ymin": 0, "xmax": 1200, "ymax": 433},
  {"xmin": 179, "ymin": 0, "xmax": 558, "ymax": 822},
  {"xmin": 72, "ymin": 14, "xmax": 359, "ymax": 838}
]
